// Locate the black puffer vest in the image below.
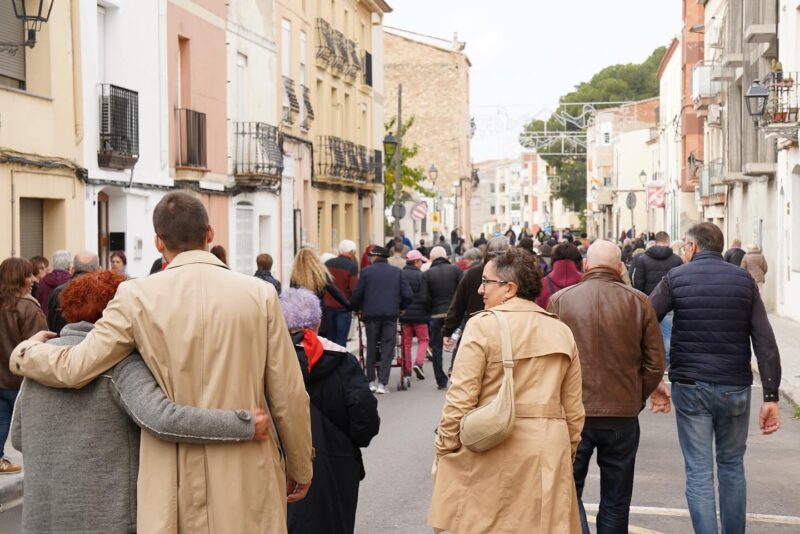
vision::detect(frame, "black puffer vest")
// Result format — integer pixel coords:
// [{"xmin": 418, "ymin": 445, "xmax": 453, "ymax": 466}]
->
[{"xmin": 667, "ymin": 251, "xmax": 756, "ymax": 386}]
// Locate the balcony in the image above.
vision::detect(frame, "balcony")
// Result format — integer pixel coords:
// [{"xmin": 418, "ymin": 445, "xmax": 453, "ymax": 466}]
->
[
  {"xmin": 758, "ymin": 71, "xmax": 800, "ymax": 146},
  {"xmin": 98, "ymin": 84, "xmax": 139, "ymax": 170},
  {"xmin": 331, "ymin": 30, "xmax": 352, "ymax": 77},
  {"xmin": 282, "ymin": 77, "xmax": 300, "ymax": 125},
  {"xmin": 176, "ymin": 108, "xmax": 207, "ymax": 169},
  {"xmin": 745, "ymin": 24, "xmax": 776, "ymax": 44},
  {"xmin": 300, "ymin": 85, "xmax": 314, "ymax": 130},
  {"xmin": 345, "ymin": 39, "xmax": 361, "ymax": 80},
  {"xmin": 316, "ymin": 18, "xmax": 335, "ymax": 68},
  {"xmin": 692, "ymin": 64, "xmax": 722, "ymax": 112},
  {"xmin": 699, "ymin": 163, "xmax": 726, "ymax": 201},
  {"xmin": 233, "ymin": 122, "xmax": 283, "ymax": 189},
  {"xmin": 315, "ymin": 136, "xmax": 375, "ymax": 186}
]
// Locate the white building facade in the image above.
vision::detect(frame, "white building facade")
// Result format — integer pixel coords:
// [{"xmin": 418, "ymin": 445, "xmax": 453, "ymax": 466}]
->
[{"xmin": 78, "ymin": 1, "xmax": 173, "ymax": 278}]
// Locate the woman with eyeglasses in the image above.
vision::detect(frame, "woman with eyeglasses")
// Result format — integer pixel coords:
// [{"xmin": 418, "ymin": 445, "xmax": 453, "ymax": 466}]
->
[{"xmin": 428, "ymin": 247, "xmax": 585, "ymax": 534}]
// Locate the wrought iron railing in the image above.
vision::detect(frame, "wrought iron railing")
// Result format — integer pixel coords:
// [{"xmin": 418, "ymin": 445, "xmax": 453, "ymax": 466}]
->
[
  {"xmin": 345, "ymin": 39, "xmax": 361, "ymax": 79},
  {"xmin": 373, "ymin": 149, "xmax": 383, "ymax": 183},
  {"xmin": 233, "ymin": 122, "xmax": 283, "ymax": 186},
  {"xmin": 300, "ymin": 85, "xmax": 314, "ymax": 130},
  {"xmin": 332, "ymin": 30, "xmax": 349, "ymax": 74},
  {"xmin": 98, "ymin": 84, "xmax": 139, "ymax": 169},
  {"xmin": 765, "ymin": 71, "xmax": 800, "ymax": 124},
  {"xmin": 176, "ymin": 108, "xmax": 207, "ymax": 168},
  {"xmin": 316, "ymin": 18, "xmax": 335, "ymax": 67},
  {"xmin": 316, "ymin": 136, "xmax": 373, "ymax": 183},
  {"xmin": 282, "ymin": 77, "xmax": 300, "ymax": 125}
]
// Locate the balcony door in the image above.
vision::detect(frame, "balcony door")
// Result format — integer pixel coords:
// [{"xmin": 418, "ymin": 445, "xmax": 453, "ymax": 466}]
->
[{"xmin": 98, "ymin": 192, "xmax": 110, "ymax": 269}]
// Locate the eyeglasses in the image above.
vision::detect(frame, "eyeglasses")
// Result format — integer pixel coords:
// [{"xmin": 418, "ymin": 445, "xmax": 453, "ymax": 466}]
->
[
  {"xmin": 680, "ymin": 241, "xmax": 696, "ymax": 253},
  {"xmin": 481, "ymin": 277, "xmax": 509, "ymax": 289}
]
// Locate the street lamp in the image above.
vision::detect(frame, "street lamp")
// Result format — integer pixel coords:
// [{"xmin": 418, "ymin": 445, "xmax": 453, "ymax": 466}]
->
[
  {"xmin": 639, "ymin": 170, "xmax": 647, "ymax": 187},
  {"xmin": 384, "ymin": 84, "xmax": 404, "ymax": 237},
  {"xmin": 1, "ymin": 0, "xmax": 54, "ymax": 53},
  {"xmin": 428, "ymin": 164, "xmax": 439, "ymax": 184},
  {"xmin": 745, "ymin": 79, "xmax": 770, "ymax": 121}
]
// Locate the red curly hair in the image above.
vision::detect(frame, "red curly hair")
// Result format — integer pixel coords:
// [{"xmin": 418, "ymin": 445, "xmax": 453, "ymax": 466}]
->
[{"xmin": 60, "ymin": 271, "xmax": 125, "ymax": 324}]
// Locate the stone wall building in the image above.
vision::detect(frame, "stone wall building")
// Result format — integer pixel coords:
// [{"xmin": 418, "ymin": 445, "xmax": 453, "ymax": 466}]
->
[{"xmin": 384, "ymin": 27, "xmax": 472, "ymax": 244}]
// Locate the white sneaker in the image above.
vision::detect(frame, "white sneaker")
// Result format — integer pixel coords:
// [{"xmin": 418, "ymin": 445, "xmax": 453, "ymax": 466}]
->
[
  {"xmin": 376, "ymin": 383, "xmax": 389, "ymax": 395},
  {"xmin": 369, "ymin": 380, "xmax": 378, "ymax": 393}
]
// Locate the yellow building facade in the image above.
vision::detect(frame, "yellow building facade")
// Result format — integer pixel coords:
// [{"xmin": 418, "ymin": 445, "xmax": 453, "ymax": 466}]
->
[
  {"xmin": 0, "ymin": 1, "xmax": 85, "ymax": 259},
  {"xmin": 278, "ymin": 0, "xmax": 390, "ymax": 255}
]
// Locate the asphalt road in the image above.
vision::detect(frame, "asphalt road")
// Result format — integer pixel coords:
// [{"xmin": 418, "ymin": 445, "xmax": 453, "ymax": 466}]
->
[
  {"xmin": 0, "ymin": 504, "xmax": 21, "ymax": 533},
  {"xmin": 356, "ymin": 360, "xmax": 800, "ymax": 534}
]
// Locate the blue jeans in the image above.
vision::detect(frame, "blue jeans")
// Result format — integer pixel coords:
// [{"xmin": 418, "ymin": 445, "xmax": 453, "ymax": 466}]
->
[
  {"xmin": 659, "ymin": 311, "xmax": 673, "ymax": 367},
  {"xmin": 673, "ymin": 381, "xmax": 750, "ymax": 534},
  {"xmin": 327, "ymin": 309, "xmax": 352, "ymax": 348},
  {"xmin": 0, "ymin": 388, "xmax": 19, "ymax": 458},
  {"xmin": 573, "ymin": 420, "xmax": 641, "ymax": 534}
]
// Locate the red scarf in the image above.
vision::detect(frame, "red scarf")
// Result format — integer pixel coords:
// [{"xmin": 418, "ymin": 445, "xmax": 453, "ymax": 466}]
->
[{"xmin": 302, "ymin": 328, "xmax": 324, "ymax": 371}]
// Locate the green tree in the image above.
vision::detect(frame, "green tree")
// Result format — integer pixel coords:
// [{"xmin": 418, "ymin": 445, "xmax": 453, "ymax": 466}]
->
[
  {"xmin": 383, "ymin": 115, "xmax": 432, "ymax": 209},
  {"xmin": 520, "ymin": 46, "xmax": 666, "ymax": 214}
]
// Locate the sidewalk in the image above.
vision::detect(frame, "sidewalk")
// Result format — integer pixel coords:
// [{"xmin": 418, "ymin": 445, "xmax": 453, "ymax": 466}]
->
[
  {"xmin": 763, "ymin": 313, "xmax": 800, "ymax": 407},
  {"xmin": 0, "ymin": 442, "xmax": 23, "ymax": 513}
]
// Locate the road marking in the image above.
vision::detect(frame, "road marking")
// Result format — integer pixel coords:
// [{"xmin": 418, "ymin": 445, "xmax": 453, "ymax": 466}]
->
[
  {"xmin": 584, "ymin": 504, "xmax": 800, "ymax": 525},
  {"xmin": 585, "ymin": 514, "xmax": 662, "ymax": 533}
]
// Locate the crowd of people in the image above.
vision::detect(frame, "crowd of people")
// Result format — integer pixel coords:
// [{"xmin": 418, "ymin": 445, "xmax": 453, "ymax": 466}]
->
[{"xmin": 0, "ymin": 199, "xmax": 784, "ymax": 534}]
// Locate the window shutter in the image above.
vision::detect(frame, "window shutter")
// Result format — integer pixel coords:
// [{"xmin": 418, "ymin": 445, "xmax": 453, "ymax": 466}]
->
[
  {"xmin": 0, "ymin": 2, "xmax": 25, "ymax": 82},
  {"xmin": 19, "ymin": 198, "xmax": 44, "ymax": 259}
]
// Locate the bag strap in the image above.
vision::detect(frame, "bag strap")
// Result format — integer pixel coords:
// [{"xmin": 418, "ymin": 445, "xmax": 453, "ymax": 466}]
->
[{"xmin": 488, "ymin": 309, "xmax": 514, "ymax": 378}]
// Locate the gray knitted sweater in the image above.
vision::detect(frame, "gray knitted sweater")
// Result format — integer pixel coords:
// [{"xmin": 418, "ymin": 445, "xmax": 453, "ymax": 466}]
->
[{"xmin": 10, "ymin": 322, "xmax": 256, "ymax": 534}]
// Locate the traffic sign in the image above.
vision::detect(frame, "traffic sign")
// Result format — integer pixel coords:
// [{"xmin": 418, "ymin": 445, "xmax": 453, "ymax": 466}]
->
[
  {"xmin": 625, "ymin": 192, "xmax": 637, "ymax": 210},
  {"xmin": 411, "ymin": 202, "xmax": 428, "ymax": 221},
  {"xmin": 391, "ymin": 204, "xmax": 406, "ymax": 219}
]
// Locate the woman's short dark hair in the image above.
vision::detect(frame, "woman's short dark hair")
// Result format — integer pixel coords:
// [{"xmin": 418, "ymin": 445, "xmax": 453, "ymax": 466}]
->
[
  {"xmin": 552, "ymin": 242, "xmax": 582, "ymax": 270},
  {"xmin": 152, "ymin": 192, "xmax": 209, "ymax": 252},
  {"xmin": 110, "ymin": 250, "xmax": 127, "ymax": 265},
  {"xmin": 517, "ymin": 237, "xmax": 534, "ymax": 254},
  {"xmin": 490, "ymin": 247, "xmax": 543, "ymax": 301}
]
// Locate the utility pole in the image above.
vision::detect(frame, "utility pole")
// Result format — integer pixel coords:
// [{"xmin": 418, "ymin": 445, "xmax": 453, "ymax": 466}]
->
[{"xmin": 393, "ymin": 84, "xmax": 403, "ymax": 238}]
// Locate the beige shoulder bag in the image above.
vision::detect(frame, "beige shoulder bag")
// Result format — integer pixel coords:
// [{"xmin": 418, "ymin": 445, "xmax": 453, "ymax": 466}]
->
[{"xmin": 459, "ymin": 309, "xmax": 515, "ymax": 453}]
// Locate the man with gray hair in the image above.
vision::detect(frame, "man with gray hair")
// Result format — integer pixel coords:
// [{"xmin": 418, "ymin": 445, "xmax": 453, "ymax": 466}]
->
[
  {"xmin": 324, "ymin": 239, "xmax": 359, "ymax": 347},
  {"xmin": 649, "ymin": 222, "xmax": 781, "ymax": 533},
  {"xmin": 455, "ymin": 247, "xmax": 481, "ymax": 271},
  {"xmin": 48, "ymin": 251, "xmax": 101, "ymax": 334},
  {"xmin": 36, "ymin": 250, "xmax": 73, "ymax": 316},
  {"xmin": 548, "ymin": 239, "xmax": 665, "ymax": 533}
]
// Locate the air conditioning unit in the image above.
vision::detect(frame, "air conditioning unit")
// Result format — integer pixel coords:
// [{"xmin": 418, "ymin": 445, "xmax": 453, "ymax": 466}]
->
[
  {"xmin": 708, "ymin": 104, "xmax": 722, "ymax": 127},
  {"xmin": 708, "ymin": 24, "xmax": 723, "ymax": 49}
]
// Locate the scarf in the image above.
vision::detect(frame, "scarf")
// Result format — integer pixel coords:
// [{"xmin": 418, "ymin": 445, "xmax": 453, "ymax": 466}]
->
[{"xmin": 302, "ymin": 328, "xmax": 324, "ymax": 371}]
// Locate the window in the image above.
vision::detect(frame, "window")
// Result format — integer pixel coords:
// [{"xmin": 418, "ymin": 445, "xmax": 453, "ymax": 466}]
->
[
  {"xmin": 363, "ymin": 51, "xmax": 372, "ymax": 87},
  {"xmin": 501, "ymin": 205, "xmax": 506, "ymax": 214},
  {"xmin": 490, "ymin": 206, "xmax": 496, "ymax": 215},
  {"xmin": 299, "ymin": 31, "xmax": 307, "ymax": 127},
  {"xmin": 793, "ymin": 169, "xmax": 800, "ymax": 271},
  {"xmin": 282, "ymin": 19, "xmax": 292, "ymax": 124},
  {"xmin": 500, "ymin": 183, "xmax": 506, "ymax": 193},
  {"xmin": 0, "ymin": 1, "xmax": 25, "ymax": 88},
  {"xmin": 236, "ymin": 53, "xmax": 247, "ymax": 122},
  {"xmin": 19, "ymin": 199, "xmax": 44, "ymax": 258},
  {"xmin": 490, "ymin": 184, "xmax": 496, "ymax": 193}
]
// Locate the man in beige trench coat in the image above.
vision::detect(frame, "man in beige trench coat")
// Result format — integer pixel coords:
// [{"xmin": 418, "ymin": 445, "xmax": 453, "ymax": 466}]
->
[{"xmin": 10, "ymin": 192, "xmax": 313, "ymax": 533}]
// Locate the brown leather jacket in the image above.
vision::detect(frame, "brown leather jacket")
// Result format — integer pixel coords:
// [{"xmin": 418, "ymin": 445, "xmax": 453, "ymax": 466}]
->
[
  {"xmin": 0, "ymin": 294, "xmax": 48, "ymax": 389},
  {"xmin": 547, "ymin": 267, "xmax": 665, "ymax": 417}
]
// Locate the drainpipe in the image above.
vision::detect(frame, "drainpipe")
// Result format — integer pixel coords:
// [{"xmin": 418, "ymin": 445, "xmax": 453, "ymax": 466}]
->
[{"xmin": 9, "ymin": 170, "xmax": 16, "ymax": 257}]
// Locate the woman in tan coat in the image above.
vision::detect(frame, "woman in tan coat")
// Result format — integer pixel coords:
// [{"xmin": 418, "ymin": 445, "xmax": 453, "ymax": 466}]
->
[
  {"xmin": 741, "ymin": 243, "xmax": 768, "ymax": 293},
  {"xmin": 428, "ymin": 248, "xmax": 585, "ymax": 534}
]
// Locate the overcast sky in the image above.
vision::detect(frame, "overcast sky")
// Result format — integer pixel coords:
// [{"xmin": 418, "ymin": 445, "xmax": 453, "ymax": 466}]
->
[{"xmin": 384, "ymin": 1, "xmax": 682, "ymax": 162}]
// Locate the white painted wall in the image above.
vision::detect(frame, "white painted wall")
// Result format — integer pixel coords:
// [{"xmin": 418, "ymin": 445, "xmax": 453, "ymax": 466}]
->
[{"xmin": 659, "ymin": 35, "xmax": 683, "ymax": 240}]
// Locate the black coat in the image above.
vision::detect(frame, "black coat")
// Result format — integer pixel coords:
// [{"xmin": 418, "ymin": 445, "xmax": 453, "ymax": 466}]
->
[
  {"xmin": 723, "ymin": 247, "xmax": 746, "ymax": 267},
  {"xmin": 443, "ymin": 260, "xmax": 484, "ymax": 337},
  {"xmin": 287, "ymin": 332, "xmax": 380, "ymax": 534},
  {"xmin": 423, "ymin": 258, "xmax": 463, "ymax": 316},
  {"xmin": 254, "ymin": 269, "xmax": 282, "ymax": 295},
  {"xmin": 631, "ymin": 246, "xmax": 683, "ymax": 295},
  {"xmin": 400, "ymin": 265, "xmax": 430, "ymax": 323}
]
